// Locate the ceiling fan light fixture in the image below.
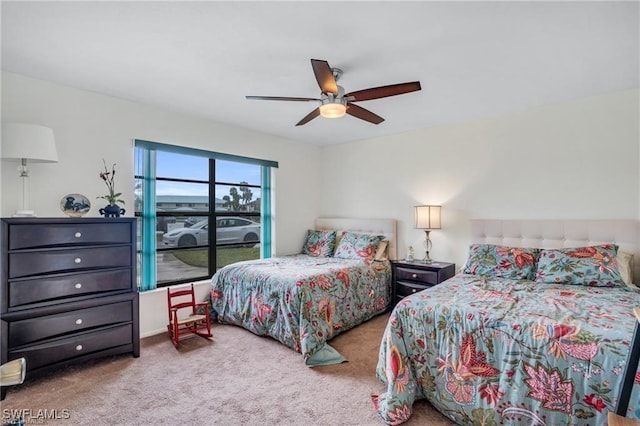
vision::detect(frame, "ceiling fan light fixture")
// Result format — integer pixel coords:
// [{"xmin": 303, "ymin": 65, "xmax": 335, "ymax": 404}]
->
[
  {"xmin": 246, "ymin": 59, "xmax": 421, "ymax": 125},
  {"xmin": 319, "ymin": 101, "xmax": 347, "ymax": 119}
]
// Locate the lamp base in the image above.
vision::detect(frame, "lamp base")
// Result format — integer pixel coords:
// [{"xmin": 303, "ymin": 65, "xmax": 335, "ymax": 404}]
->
[{"xmin": 12, "ymin": 210, "xmax": 36, "ymax": 217}]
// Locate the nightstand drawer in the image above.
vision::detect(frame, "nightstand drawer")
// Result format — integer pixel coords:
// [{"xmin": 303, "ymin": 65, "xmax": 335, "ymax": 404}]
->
[
  {"xmin": 396, "ymin": 281, "xmax": 433, "ymax": 297},
  {"xmin": 395, "ymin": 267, "xmax": 438, "ymax": 285}
]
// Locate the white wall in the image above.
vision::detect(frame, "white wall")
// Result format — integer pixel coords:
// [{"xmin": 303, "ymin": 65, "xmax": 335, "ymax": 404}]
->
[
  {"xmin": 1, "ymin": 71, "xmax": 322, "ymax": 336},
  {"xmin": 319, "ymin": 89, "xmax": 640, "ymax": 270}
]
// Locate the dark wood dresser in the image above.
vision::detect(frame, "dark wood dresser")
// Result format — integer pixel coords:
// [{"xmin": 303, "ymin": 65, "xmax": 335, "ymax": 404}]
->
[{"xmin": 1, "ymin": 217, "xmax": 139, "ymax": 399}]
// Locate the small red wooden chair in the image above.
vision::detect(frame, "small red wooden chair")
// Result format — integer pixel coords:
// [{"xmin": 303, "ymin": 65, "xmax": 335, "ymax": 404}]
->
[{"xmin": 167, "ymin": 283, "xmax": 212, "ymax": 348}]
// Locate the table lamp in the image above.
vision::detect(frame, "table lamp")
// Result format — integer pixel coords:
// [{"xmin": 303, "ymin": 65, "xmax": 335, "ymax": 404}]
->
[
  {"xmin": 1, "ymin": 123, "xmax": 58, "ymax": 217},
  {"xmin": 414, "ymin": 205, "xmax": 441, "ymax": 263}
]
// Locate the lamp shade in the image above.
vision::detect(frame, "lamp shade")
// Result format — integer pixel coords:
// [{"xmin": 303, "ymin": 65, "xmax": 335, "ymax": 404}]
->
[
  {"xmin": 0, "ymin": 357, "xmax": 26, "ymax": 386},
  {"xmin": 414, "ymin": 205, "xmax": 442, "ymax": 229},
  {"xmin": 1, "ymin": 123, "xmax": 58, "ymax": 162}
]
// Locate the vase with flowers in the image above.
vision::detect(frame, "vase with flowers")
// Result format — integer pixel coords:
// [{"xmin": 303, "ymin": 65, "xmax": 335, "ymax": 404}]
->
[{"xmin": 97, "ymin": 159, "xmax": 126, "ymax": 217}]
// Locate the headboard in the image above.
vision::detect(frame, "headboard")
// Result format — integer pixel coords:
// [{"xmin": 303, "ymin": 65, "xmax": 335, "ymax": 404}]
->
[
  {"xmin": 314, "ymin": 217, "xmax": 397, "ymax": 261},
  {"xmin": 470, "ymin": 220, "xmax": 640, "ymax": 284}
]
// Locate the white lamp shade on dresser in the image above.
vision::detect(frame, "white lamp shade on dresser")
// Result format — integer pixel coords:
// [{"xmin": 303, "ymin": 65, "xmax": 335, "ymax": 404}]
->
[
  {"xmin": 1, "ymin": 123, "xmax": 58, "ymax": 216},
  {"xmin": 1, "ymin": 123, "xmax": 58, "ymax": 162}
]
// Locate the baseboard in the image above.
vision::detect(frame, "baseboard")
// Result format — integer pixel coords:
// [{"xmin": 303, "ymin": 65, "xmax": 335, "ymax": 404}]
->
[{"xmin": 141, "ymin": 328, "xmax": 168, "ymax": 339}]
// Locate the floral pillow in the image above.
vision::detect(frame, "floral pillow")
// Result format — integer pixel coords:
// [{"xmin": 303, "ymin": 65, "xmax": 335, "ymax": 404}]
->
[
  {"xmin": 534, "ymin": 244, "xmax": 625, "ymax": 287},
  {"xmin": 334, "ymin": 231, "xmax": 384, "ymax": 261},
  {"xmin": 301, "ymin": 230, "xmax": 337, "ymax": 257},
  {"xmin": 462, "ymin": 244, "xmax": 540, "ymax": 280}
]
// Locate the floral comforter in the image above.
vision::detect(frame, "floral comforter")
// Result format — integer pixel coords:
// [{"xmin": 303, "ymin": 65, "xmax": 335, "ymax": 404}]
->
[
  {"xmin": 210, "ymin": 254, "xmax": 391, "ymax": 365},
  {"xmin": 373, "ymin": 274, "xmax": 640, "ymax": 425}
]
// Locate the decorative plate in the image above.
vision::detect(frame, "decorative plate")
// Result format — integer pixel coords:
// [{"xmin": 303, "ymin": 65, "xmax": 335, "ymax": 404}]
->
[{"xmin": 60, "ymin": 193, "xmax": 91, "ymax": 217}]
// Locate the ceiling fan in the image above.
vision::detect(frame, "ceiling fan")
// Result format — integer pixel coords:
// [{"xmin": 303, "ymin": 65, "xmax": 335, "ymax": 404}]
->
[{"xmin": 246, "ymin": 59, "xmax": 422, "ymax": 126}]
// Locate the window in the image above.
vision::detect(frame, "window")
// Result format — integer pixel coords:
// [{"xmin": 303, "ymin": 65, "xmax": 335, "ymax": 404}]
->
[{"xmin": 134, "ymin": 140, "xmax": 277, "ymax": 291}]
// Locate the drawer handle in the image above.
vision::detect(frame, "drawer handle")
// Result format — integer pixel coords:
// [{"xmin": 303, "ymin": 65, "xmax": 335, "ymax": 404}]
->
[
  {"xmin": 74, "ymin": 257, "xmax": 82, "ymax": 264},
  {"xmin": 75, "ymin": 232, "xmax": 82, "ymax": 238},
  {"xmin": 75, "ymin": 283, "xmax": 82, "ymax": 289},
  {"xmin": 412, "ymin": 273, "xmax": 417, "ymax": 278},
  {"xmin": 411, "ymin": 289, "xmax": 417, "ymax": 293},
  {"xmin": 75, "ymin": 344, "xmax": 83, "ymax": 351},
  {"xmin": 75, "ymin": 319, "xmax": 83, "ymax": 325}
]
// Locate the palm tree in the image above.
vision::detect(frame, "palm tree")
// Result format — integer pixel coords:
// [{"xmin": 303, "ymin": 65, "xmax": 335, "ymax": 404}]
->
[
  {"xmin": 239, "ymin": 181, "xmax": 253, "ymax": 209},
  {"xmin": 229, "ymin": 187, "xmax": 240, "ymax": 211}
]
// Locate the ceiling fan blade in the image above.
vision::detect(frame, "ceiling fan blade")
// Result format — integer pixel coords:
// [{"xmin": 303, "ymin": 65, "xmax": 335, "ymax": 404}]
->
[
  {"xmin": 246, "ymin": 95, "xmax": 320, "ymax": 102},
  {"xmin": 346, "ymin": 81, "xmax": 421, "ymax": 102},
  {"xmin": 311, "ymin": 59, "xmax": 338, "ymax": 95},
  {"xmin": 346, "ymin": 103, "xmax": 384, "ymax": 125},
  {"xmin": 295, "ymin": 108, "xmax": 321, "ymax": 126}
]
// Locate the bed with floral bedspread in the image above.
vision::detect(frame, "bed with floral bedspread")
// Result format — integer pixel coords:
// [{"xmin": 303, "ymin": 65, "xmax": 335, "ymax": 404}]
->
[
  {"xmin": 210, "ymin": 253, "xmax": 391, "ymax": 365},
  {"xmin": 373, "ymin": 244, "xmax": 640, "ymax": 425}
]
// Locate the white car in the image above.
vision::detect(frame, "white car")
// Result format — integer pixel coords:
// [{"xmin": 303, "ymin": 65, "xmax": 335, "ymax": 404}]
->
[{"xmin": 161, "ymin": 217, "xmax": 260, "ymax": 248}]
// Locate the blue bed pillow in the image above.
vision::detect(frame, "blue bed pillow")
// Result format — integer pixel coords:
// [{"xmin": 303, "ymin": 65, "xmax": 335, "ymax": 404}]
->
[
  {"xmin": 462, "ymin": 244, "xmax": 540, "ymax": 280},
  {"xmin": 333, "ymin": 231, "xmax": 384, "ymax": 261},
  {"xmin": 534, "ymin": 244, "xmax": 625, "ymax": 287},
  {"xmin": 301, "ymin": 230, "xmax": 337, "ymax": 257}
]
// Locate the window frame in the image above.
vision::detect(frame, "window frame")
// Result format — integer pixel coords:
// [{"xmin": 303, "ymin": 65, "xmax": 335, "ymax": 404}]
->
[{"xmin": 134, "ymin": 140, "xmax": 277, "ymax": 291}]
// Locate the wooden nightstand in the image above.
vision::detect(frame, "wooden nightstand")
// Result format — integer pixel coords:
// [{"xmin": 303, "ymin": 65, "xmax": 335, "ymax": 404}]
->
[{"xmin": 391, "ymin": 260, "xmax": 455, "ymax": 307}]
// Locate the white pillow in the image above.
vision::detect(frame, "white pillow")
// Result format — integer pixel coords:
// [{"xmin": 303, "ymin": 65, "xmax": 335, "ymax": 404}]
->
[
  {"xmin": 617, "ymin": 251, "xmax": 636, "ymax": 288},
  {"xmin": 375, "ymin": 240, "xmax": 389, "ymax": 261}
]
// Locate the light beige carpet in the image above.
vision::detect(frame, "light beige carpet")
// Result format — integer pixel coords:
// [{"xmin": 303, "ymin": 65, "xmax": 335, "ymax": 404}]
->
[{"xmin": 1, "ymin": 313, "xmax": 454, "ymax": 425}]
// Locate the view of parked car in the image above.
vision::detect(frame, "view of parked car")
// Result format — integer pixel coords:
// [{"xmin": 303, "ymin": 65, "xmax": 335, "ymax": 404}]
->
[
  {"xmin": 161, "ymin": 217, "xmax": 260, "ymax": 248},
  {"xmin": 183, "ymin": 216, "xmax": 200, "ymax": 228}
]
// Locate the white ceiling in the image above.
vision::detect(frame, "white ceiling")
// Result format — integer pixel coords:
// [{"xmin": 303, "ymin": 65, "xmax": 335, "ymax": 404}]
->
[{"xmin": 2, "ymin": 1, "xmax": 638, "ymax": 146}]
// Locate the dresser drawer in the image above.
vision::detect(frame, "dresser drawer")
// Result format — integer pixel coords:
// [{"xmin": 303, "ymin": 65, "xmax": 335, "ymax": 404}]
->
[
  {"xmin": 9, "ymin": 246, "xmax": 131, "ymax": 278},
  {"xmin": 8, "ymin": 269, "xmax": 131, "ymax": 309},
  {"xmin": 9, "ymin": 324, "xmax": 133, "ymax": 370},
  {"xmin": 8, "ymin": 222, "xmax": 132, "ymax": 250},
  {"xmin": 8, "ymin": 301, "xmax": 133, "ymax": 347},
  {"xmin": 395, "ymin": 267, "xmax": 438, "ymax": 285},
  {"xmin": 396, "ymin": 280, "xmax": 434, "ymax": 297}
]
